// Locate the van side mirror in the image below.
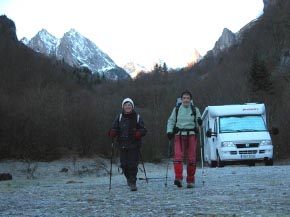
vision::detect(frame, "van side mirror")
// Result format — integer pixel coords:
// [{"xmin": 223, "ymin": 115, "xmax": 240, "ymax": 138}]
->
[
  {"xmin": 206, "ymin": 129, "xmax": 212, "ymax": 137},
  {"xmin": 270, "ymin": 127, "xmax": 279, "ymax": 135},
  {"xmin": 206, "ymin": 128, "xmax": 217, "ymax": 137}
]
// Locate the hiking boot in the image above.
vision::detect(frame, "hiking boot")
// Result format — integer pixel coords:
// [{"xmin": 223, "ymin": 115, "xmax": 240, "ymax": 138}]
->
[
  {"xmin": 129, "ymin": 183, "xmax": 137, "ymax": 191},
  {"xmin": 174, "ymin": 179, "xmax": 182, "ymax": 188},
  {"xmin": 187, "ymin": 182, "xmax": 195, "ymax": 188}
]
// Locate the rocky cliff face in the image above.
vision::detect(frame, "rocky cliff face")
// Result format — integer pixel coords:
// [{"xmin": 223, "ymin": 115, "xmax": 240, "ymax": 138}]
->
[
  {"xmin": 263, "ymin": 0, "xmax": 280, "ymax": 12},
  {"xmin": 212, "ymin": 28, "xmax": 237, "ymax": 57},
  {"xmin": 196, "ymin": 25, "xmax": 251, "ymax": 69},
  {"xmin": 202, "ymin": 1, "xmax": 282, "ymax": 60},
  {"xmin": 0, "ymin": 15, "xmax": 18, "ymax": 42}
]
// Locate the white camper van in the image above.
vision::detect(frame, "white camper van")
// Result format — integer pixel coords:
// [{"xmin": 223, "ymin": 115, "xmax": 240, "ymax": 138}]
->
[{"xmin": 201, "ymin": 103, "xmax": 277, "ymax": 167}]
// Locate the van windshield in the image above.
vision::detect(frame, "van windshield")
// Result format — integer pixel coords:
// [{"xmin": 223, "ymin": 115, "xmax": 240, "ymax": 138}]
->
[{"xmin": 219, "ymin": 115, "xmax": 267, "ymax": 133}]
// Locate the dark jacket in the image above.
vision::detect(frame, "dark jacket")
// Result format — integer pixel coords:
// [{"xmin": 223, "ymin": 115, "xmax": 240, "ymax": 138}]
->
[{"xmin": 111, "ymin": 110, "xmax": 147, "ymax": 149}]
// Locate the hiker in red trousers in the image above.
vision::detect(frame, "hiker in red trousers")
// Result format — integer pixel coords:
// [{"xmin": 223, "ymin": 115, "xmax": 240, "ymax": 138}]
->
[{"xmin": 167, "ymin": 90, "xmax": 202, "ymax": 188}]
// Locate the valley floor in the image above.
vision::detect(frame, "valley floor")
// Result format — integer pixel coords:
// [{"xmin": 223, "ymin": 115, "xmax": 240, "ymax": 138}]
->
[{"xmin": 0, "ymin": 158, "xmax": 290, "ymax": 216}]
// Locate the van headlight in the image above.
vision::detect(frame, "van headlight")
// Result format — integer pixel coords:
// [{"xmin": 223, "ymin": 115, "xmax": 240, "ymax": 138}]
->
[
  {"xmin": 260, "ymin": 140, "xmax": 272, "ymax": 146},
  {"xmin": 221, "ymin": 141, "xmax": 235, "ymax": 147}
]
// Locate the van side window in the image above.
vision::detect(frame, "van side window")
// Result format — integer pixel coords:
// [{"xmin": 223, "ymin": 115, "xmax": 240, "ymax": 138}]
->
[{"xmin": 214, "ymin": 118, "xmax": 218, "ymax": 134}]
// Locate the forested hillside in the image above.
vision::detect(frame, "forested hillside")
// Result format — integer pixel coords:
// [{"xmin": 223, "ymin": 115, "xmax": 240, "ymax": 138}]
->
[{"xmin": 1, "ymin": 0, "xmax": 289, "ymax": 161}]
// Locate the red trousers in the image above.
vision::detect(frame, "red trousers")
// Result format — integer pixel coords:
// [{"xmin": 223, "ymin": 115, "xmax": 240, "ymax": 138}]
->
[{"xmin": 174, "ymin": 135, "xmax": 197, "ymax": 183}]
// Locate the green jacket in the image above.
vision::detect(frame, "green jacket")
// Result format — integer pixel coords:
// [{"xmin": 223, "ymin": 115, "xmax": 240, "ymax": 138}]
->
[{"xmin": 167, "ymin": 104, "xmax": 201, "ymax": 135}]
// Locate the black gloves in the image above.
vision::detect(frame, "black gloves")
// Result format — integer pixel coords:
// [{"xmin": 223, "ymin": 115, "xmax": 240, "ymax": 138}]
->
[
  {"xmin": 167, "ymin": 132, "xmax": 174, "ymax": 140},
  {"xmin": 197, "ymin": 118, "xmax": 202, "ymax": 126}
]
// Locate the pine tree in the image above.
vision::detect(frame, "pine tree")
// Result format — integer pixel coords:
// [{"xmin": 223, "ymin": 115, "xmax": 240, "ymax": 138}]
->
[
  {"xmin": 248, "ymin": 52, "xmax": 273, "ymax": 93},
  {"xmin": 153, "ymin": 63, "xmax": 162, "ymax": 74},
  {"xmin": 163, "ymin": 62, "xmax": 168, "ymax": 74}
]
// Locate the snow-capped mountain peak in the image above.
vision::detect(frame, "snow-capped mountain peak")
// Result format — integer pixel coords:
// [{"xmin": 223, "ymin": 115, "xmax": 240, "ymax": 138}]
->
[
  {"xmin": 57, "ymin": 29, "xmax": 118, "ymax": 73},
  {"xmin": 20, "ymin": 37, "xmax": 29, "ymax": 45},
  {"xmin": 27, "ymin": 29, "xmax": 59, "ymax": 56},
  {"xmin": 123, "ymin": 62, "xmax": 148, "ymax": 78},
  {"xmin": 22, "ymin": 28, "xmax": 129, "ymax": 80}
]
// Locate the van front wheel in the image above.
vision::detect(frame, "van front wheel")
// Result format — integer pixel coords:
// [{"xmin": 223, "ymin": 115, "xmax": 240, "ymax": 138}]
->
[{"xmin": 265, "ymin": 158, "xmax": 273, "ymax": 166}]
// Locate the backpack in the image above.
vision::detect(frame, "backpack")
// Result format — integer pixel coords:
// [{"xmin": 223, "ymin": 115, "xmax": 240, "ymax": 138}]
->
[
  {"xmin": 173, "ymin": 98, "xmax": 198, "ymax": 134},
  {"xmin": 118, "ymin": 113, "xmax": 140, "ymax": 124}
]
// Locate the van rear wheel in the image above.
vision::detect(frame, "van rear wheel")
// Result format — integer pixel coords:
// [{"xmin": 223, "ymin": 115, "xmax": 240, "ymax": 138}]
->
[
  {"xmin": 216, "ymin": 150, "xmax": 224, "ymax": 168},
  {"xmin": 210, "ymin": 161, "xmax": 217, "ymax": 168}
]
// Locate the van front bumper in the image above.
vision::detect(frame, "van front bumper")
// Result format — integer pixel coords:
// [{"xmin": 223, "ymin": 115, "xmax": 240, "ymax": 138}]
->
[{"xmin": 219, "ymin": 146, "xmax": 273, "ymax": 161}]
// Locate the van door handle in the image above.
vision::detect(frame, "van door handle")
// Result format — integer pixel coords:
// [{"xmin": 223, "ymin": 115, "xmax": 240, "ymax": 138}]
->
[{"xmin": 212, "ymin": 138, "xmax": 215, "ymax": 142}]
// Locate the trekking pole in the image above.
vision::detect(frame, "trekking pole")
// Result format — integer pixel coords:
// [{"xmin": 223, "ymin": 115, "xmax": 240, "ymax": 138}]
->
[
  {"xmin": 165, "ymin": 139, "xmax": 172, "ymax": 187},
  {"xmin": 165, "ymin": 162, "xmax": 169, "ymax": 187},
  {"xmin": 199, "ymin": 127, "xmax": 205, "ymax": 187},
  {"xmin": 109, "ymin": 138, "xmax": 114, "ymax": 191},
  {"xmin": 139, "ymin": 150, "xmax": 148, "ymax": 184}
]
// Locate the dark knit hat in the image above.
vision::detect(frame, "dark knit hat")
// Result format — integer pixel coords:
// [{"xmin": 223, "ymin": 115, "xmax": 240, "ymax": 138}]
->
[{"xmin": 181, "ymin": 90, "xmax": 192, "ymax": 99}]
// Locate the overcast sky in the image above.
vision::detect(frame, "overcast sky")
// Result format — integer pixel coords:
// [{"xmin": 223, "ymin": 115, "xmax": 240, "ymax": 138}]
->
[{"xmin": 0, "ymin": 0, "xmax": 264, "ymax": 69}]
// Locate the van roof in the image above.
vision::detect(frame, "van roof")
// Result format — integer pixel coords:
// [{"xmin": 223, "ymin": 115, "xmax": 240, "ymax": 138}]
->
[{"xmin": 202, "ymin": 103, "xmax": 266, "ymax": 119}]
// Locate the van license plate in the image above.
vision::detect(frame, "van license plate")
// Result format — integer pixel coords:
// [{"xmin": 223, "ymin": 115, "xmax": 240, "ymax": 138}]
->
[{"xmin": 241, "ymin": 154, "xmax": 255, "ymax": 159}]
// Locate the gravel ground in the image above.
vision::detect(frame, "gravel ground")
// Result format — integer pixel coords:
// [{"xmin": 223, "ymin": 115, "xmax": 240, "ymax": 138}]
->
[{"xmin": 0, "ymin": 158, "xmax": 290, "ymax": 217}]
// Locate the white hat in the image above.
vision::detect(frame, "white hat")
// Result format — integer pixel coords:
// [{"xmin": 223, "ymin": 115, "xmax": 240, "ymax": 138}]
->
[{"xmin": 122, "ymin": 98, "xmax": 134, "ymax": 108}]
